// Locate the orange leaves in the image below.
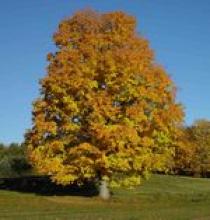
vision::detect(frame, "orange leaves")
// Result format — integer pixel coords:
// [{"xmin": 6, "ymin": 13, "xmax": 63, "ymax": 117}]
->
[
  {"xmin": 173, "ymin": 120, "xmax": 210, "ymax": 176},
  {"xmin": 50, "ymin": 140, "xmax": 64, "ymax": 153},
  {"xmin": 34, "ymin": 114, "xmax": 57, "ymax": 137},
  {"xmin": 68, "ymin": 142, "xmax": 101, "ymax": 157},
  {"xmin": 25, "ymin": 9, "xmax": 184, "ymax": 187}
]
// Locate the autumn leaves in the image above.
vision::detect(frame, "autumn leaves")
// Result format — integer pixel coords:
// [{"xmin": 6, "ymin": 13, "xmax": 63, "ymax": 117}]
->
[{"xmin": 25, "ymin": 9, "xmax": 183, "ymax": 188}]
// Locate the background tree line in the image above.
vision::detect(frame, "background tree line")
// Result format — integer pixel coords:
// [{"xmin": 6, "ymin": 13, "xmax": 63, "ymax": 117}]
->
[
  {"xmin": 0, "ymin": 143, "xmax": 32, "ymax": 177},
  {"xmin": 0, "ymin": 118, "xmax": 210, "ymax": 179},
  {"xmin": 172, "ymin": 119, "xmax": 210, "ymax": 177}
]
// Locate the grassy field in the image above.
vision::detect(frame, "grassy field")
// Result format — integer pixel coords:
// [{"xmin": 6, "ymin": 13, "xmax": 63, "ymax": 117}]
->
[{"xmin": 1, "ymin": 175, "xmax": 210, "ymax": 220}]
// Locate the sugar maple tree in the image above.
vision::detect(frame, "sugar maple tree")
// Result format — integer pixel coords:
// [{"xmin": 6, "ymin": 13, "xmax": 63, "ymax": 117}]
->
[{"xmin": 25, "ymin": 9, "xmax": 183, "ymax": 198}]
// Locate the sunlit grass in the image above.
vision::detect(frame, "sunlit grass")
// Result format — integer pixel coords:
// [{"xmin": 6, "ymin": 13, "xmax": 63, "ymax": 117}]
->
[{"xmin": 1, "ymin": 175, "xmax": 210, "ymax": 220}]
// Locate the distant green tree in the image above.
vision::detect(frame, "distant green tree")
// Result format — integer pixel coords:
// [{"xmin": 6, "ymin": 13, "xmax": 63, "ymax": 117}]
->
[{"xmin": 0, "ymin": 143, "xmax": 32, "ymax": 177}]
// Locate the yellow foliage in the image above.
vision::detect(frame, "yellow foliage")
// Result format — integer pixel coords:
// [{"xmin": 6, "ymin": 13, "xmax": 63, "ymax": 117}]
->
[{"xmin": 25, "ymin": 9, "xmax": 183, "ymax": 187}]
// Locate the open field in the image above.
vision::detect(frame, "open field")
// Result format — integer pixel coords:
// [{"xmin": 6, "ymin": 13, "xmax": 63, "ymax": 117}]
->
[{"xmin": 0, "ymin": 175, "xmax": 210, "ymax": 220}]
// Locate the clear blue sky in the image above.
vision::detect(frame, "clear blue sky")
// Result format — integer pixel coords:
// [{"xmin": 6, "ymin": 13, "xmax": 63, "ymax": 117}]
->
[{"xmin": 0, "ymin": 0, "xmax": 210, "ymax": 144}]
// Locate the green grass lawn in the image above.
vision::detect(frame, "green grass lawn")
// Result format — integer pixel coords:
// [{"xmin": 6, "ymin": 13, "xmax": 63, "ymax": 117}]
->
[{"xmin": 1, "ymin": 174, "xmax": 210, "ymax": 220}]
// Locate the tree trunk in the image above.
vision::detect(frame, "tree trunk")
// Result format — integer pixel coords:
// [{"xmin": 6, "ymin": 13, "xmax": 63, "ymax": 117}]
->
[{"xmin": 99, "ymin": 180, "xmax": 110, "ymax": 200}]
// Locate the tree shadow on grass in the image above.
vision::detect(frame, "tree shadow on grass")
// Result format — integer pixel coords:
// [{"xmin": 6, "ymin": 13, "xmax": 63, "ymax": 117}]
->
[{"xmin": 0, "ymin": 176, "xmax": 99, "ymax": 197}]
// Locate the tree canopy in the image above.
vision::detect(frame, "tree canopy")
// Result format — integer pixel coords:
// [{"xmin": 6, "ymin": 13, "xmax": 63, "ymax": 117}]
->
[
  {"xmin": 174, "ymin": 120, "xmax": 210, "ymax": 177},
  {"xmin": 25, "ymin": 9, "xmax": 183, "ymax": 188}
]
